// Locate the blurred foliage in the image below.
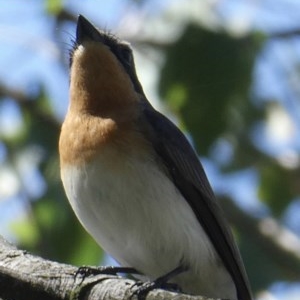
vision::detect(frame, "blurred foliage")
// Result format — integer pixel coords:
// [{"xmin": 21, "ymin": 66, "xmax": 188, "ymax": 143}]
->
[
  {"xmin": 46, "ymin": 0, "xmax": 63, "ymax": 15},
  {"xmin": 0, "ymin": 2, "xmax": 300, "ymax": 298},
  {"xmin": 258, "ymin": 162, "xmax": 295, "ymax": 216},
  {"xmin": 0, "ymin": 86, "xmax": 103, "ymax": 266},
  {"xmin": 159, "ymin": 25, "xmax": 263, "ymax": 155}
]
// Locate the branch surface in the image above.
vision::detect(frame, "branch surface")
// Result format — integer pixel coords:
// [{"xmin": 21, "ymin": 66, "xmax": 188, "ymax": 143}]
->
[{"xmin": 0, "ymin": 236, "xmax": 212, "ymax": 300}]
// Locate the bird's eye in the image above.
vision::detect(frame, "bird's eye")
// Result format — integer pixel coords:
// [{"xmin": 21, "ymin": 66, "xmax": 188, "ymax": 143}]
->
[{"xmin": 120, "ymin": 46, "xmax": 133, "ymax": 65}]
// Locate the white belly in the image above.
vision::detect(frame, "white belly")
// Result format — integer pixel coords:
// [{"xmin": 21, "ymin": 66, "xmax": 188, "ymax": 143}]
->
[{"xmin": 61, "ymin": 147, "xmax": 236, "ymax": 298}]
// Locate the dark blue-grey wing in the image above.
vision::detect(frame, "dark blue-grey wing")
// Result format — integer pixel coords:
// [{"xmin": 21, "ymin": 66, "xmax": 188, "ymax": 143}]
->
[{"xmin": 141, "ymin": 104, "xmax": 252, "ymax": 300}]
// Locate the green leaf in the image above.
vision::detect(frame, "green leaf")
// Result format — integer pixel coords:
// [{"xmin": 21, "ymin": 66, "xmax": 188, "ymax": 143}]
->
[
  {"xmin": 11, "ymin": 217, "xmax": 40, "ymax": 249},
  {"xmin": 46, "ymin": 0, "xmax": 63, "ymax": 15},
  {"xmin": 258, "ymin": 163, "xmax": 294, "ymax": 216},
  {"xmin": 159, "ymin": 24, "xmax": 261, "ymax": 155}
]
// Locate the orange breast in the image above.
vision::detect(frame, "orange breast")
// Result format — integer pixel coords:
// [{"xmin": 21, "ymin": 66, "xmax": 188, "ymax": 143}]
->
[{"xmin": 59, "ymin": 110, "xmax": 151, "ymax": 168}]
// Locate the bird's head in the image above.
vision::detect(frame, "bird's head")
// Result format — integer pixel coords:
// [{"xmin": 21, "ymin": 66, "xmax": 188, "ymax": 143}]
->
[{"xmin": 69, "ymin": 15, "xmax": 143, "ymax": 118}]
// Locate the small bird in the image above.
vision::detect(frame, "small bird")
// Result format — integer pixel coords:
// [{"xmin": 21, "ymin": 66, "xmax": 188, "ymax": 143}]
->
[{"xmin": 59, "ymin": 15, "xmax": 252, "ymax": 300}]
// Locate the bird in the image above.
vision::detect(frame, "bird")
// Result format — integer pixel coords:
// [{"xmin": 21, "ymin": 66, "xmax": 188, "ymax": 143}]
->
[{"xmin": 59, "ymin": 14, "xmax": 252, "ymax": 300}]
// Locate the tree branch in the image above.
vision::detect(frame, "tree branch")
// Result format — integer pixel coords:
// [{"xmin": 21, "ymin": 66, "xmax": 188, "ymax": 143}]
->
[
  {"xmin": 220, "ymin": 196, "xmax": 300, "ymax": 280},
  {"xmin": 0, "ymin": 236, "xmax": 213, "ymax": 300}
]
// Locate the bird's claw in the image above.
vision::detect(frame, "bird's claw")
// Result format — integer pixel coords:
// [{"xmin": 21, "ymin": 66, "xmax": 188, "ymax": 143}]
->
[
  {"xmin": 74, "ymin": 266, "xmax": 139, "ymax": 283},
  {"xmin": 130, "ymin": 280, "xmax": 181, "ymax": 300}
]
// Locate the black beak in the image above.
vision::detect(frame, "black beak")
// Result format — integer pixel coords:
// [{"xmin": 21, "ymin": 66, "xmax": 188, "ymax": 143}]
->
[{"xmin": 76, "ymin": 15, "xmax": 103, "ymax": 44}]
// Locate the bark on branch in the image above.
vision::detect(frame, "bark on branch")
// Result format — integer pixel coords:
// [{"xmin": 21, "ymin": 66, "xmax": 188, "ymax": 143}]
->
[{"xmin": 0, "ymin": 236, "xmax": 214, "ymax": 300}]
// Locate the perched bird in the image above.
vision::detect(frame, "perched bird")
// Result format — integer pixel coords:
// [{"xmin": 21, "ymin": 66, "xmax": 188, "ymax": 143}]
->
[{"xmin": 59, "ymin": 15, "xmax": 252, "ymax": 300}]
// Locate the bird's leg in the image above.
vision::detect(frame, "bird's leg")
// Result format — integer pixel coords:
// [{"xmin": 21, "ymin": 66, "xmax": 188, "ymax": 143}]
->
[{"xmin": 130, "ymin": 265, "xmax": 187, "ymax": 300}]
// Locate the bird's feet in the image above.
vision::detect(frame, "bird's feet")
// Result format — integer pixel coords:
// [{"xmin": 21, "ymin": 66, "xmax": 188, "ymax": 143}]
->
[
  {"xmin": 129, "ymin": 265, "xmax": 185, "ymax": 299},
  {"xmin": 130, "ymin": 280, "xmax": 181, "ymax": 300},
  {"xmin": 75, "ymin": 265, "xmax": 139, "ymax": 281}
]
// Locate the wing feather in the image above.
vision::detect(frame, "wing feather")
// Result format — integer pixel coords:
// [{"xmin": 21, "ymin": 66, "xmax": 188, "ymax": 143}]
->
[{"xmin": 141, "ymin": 103, "xmax": 252, "ymax": 300}]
